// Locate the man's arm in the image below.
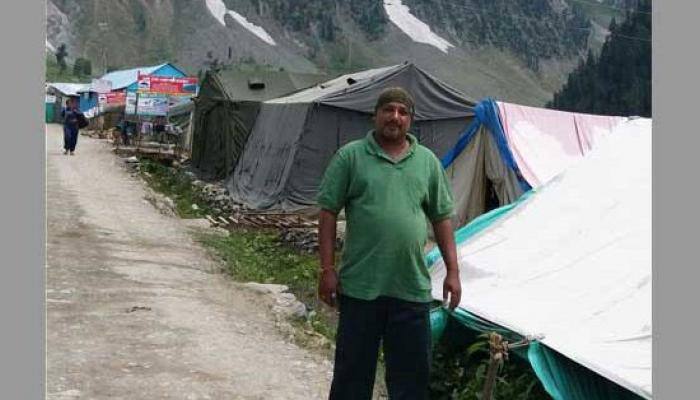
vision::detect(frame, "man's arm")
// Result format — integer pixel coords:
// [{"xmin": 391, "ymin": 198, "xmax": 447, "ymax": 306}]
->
[
  {"xmin": 432, "ymin": 218, "xmax": 461, "ymax": 310},
  {"xmin": 318, "ymin": 209, "xmax": 340, "ymax": 307}
]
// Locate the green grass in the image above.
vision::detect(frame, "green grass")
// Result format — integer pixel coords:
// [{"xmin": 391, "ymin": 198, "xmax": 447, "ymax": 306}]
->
[
  {"xmin": 138, "ymin": 159, "xmax": 214, "ymax": 219},
  {"xmin": 196, "ymin": 228, "xmax": 340, "ymax": 350}
]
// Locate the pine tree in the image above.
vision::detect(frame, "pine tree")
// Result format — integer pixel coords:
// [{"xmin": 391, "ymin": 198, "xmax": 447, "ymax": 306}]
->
[
  {"xmin": 56, "ymin": 44, "xmax": 68, "ymax": 73},
  {"xmin": 547, "ymin": 0, "xmax": 651, "ymax": 117}
]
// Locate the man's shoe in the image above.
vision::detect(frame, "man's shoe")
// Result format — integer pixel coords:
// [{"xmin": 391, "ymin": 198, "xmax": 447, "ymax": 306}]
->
[
  {"xmin": 69, "ymin": 151, "xmax": 75, "ymax": 156},
  {"xmin": 63, "ymin": 149, "xmax": 68, "ymax": 155}
]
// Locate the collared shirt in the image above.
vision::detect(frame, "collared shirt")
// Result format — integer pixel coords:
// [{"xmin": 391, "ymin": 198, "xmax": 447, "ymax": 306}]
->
[{"xmin": 317, "ymin": 130, "xmax": 454, "ymax": 303}]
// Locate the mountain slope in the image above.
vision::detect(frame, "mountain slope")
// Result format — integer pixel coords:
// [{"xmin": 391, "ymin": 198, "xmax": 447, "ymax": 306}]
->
[{"xmin": 45, "ymin": 0, "xmax": 636, "ymax": 106}]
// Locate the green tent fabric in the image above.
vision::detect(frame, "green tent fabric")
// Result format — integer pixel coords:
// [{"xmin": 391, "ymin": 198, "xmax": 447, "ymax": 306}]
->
[
  {"xmin": 191, "ymin": 95, "xmax": 260, "ymax": 180},
  {"xmin": 191, "ymin": 70, "xmax": 327, "ymax": 179},
  {"xmin": 190, "ymin": 71, "xmax": 262, "ymax": 179}
]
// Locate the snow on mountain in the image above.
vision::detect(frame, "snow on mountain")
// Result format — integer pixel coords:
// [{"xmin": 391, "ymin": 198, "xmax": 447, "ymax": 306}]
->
[
  {"xmin": 383, "ymin": 0, "xmax": 454, "ymax": 54},
  {"xmin": 228, "ymin": 10, "xmax": 276, "ymax": 46},
  {"xmin": 204, "ymin": 0, "xmax": 276, "ymax": 46}
]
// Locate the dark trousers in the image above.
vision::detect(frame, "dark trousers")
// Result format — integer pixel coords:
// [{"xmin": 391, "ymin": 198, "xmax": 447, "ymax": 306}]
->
[
  {"xmin": 63, "ymin": 126, "xmax": 78, "ymax": 151},
  {"xmin": 329, "ymin": 295, "xmax": 431, "ymax": 400}
]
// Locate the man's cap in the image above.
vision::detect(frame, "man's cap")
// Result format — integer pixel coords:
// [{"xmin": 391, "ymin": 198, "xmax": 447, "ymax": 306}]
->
[{"xmin": 374, "ymin": 87, "xmax": 415, "ymax": 117}]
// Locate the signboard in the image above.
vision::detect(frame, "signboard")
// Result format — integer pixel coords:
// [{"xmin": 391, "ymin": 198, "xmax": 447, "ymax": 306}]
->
[
  {"xmin": 134, "ymin": 73, "xmax": 197, "ymax": 116},
  {"xmin": 125, "ymin": 92, "xmax": 138, "ymax": 115},
  {"xmin": 167, "ymin": 94, "xmax": 193, "ymax": 109},
  {"xmin": 45, "ymin": 94, "xmax": 57, "ymax": 104},
  {"xmin": 91, "ymin": 79, "xmax": 112, "ymax": 94},
  {"xmin": 105, "ymin": 92, "xmax": 126, "ymax": 105},
  {"xmin": 137, "ymin": 73, "xmax": 198, "ymax": 95},
  {"xmin": 136, "ymin": 92, "xmax": 169, "ymax": 116}
]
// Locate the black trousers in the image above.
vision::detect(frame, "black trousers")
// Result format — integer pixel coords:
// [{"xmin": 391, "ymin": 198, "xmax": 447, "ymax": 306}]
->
[
  {"xmin": 63, "ymin": 126, "xmax": 78, "ymax": 151},
  {"xmin": 329, "ymin": 295, "xmax": 432, "ymax": 400}
]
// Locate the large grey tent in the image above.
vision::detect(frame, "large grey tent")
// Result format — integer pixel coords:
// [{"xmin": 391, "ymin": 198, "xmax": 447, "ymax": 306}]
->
[
  {"xmin": 228, "ymin": 63, "xmax": 476, "ymax": 211},
  {"xmin": 191, "ymin": 69, "xmax": 328, "ymax": 179}
]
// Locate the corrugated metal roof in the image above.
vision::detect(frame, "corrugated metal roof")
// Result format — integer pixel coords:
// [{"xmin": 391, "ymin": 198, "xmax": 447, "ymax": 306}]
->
[
  {"xmin": 267, "ymin": 65, "xmax": 399, "ymax": 104},
  {"xmin": 47, "ymin": 83, "xmax": 91, "ymax": 96},
  {"xmin": 97, "ymin": 63, "xmax": 169, "ymax": 90}
]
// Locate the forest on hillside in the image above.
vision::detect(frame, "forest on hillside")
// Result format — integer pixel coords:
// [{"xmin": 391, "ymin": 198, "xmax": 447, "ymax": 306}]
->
[{"xmin": 548, "ymin": 0, "xmax": 651, "ymax": 117}]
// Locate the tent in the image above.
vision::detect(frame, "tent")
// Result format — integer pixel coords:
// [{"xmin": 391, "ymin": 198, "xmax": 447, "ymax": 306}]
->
[
  {"xmin": 429, "ymin": 117, "xmax": 652, "ymax": 400},
  {"xmin": 227, "ymin": 63, "xmax": 477, "ymax": 211},
  {"xmin": 190, "ymin": 69, "xmax": 328, "ymax": 179},
  {"xmin": 441, "ymin": 99, "xmax": 626, "ymax": 227}
]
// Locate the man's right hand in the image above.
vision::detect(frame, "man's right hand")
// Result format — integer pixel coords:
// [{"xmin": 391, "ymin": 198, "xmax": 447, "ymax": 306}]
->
[{"xmin": 318, "ymin": 268, "xmax": 340, "ymax": 308}]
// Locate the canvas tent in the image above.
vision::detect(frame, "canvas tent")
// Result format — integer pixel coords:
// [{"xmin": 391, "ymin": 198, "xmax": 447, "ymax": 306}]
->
[
  {"xmin": 429, "ymin": 117, "xmax": 651, "ymax": 400},
  {"xmin": 441, "ymin": 99, "xmax": 626, "ymax": 227},
  {"xmin": 227, "ymin": 63, "xmax": 476, "ymax": 210},
  {"xmin": 191, "ymin": 69, "xmax": 328, "ymax": 179}
]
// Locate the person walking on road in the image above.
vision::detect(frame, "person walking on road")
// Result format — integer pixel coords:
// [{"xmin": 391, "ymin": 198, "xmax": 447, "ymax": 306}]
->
[
  {"xmin": 61, "ymin": 97, "xmax": 85, "ymax": 155},
  {"xmin": 317, "ymin": 87, "xmax": 462, "ymax": 400}
]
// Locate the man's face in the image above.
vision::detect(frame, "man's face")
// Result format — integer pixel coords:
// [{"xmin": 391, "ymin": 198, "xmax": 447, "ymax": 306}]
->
[{"xmin": 374, "ymin": 101, "xmax": 412, "ymax": 141}]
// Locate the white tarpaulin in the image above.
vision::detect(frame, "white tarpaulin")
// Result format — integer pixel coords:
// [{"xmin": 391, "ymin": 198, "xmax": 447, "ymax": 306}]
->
[
  {"xmin": 498, "ymin": 101, "xmax": 626, "ymax": 187},
  {"xmin": 430, "ymin": 118, "xmax": 652, "ymax": 399}
]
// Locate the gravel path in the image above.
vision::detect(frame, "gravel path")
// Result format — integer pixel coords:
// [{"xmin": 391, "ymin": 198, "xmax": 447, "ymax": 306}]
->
[{"xmin": 46, "ymin": 124, "xmax": 332, "ymax": 399}]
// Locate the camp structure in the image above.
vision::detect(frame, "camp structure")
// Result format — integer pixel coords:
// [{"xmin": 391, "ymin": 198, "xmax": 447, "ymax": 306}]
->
[
  {"xmin": 190, "ymin": 69, "xmax": 329, "ymax": 179},
  {"xmin": 98, "ymin": 62, "xmax": 188, "ymax": 93},
  {"xmin": 45, "ymin": 83, "xmax": 91, "ymax": 123},
  {"xmin": 227, "ymin": 62, "xmax": 476, "ymax": 211},
  {"xmin": 440, "ymin": 98, "xmax": 627, "ymax": 227},
  {"xmin": 428, "ymin": 117, "xmax": 651, "ymax": 400}
]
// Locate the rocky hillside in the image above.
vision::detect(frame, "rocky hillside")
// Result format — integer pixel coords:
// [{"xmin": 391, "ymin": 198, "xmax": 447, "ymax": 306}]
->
[{"xmin": 46, "ymin": 0, "xmax": 634, "ymax": 106}]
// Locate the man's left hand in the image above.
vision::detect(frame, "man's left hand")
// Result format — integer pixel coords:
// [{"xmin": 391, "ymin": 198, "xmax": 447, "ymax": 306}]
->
[{"xmin": 443, "ymin": 270, "xmax": 461, "ymax": 310}]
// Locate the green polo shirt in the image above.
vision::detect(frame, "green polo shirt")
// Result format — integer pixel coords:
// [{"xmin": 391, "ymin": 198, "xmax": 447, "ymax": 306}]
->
[{"xmin": 317, "ymin": 131, "xmax": 454, "ymax": 303}]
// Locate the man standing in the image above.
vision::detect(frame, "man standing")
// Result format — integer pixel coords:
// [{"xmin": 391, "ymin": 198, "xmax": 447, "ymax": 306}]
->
[
  {"xmin": 317, "ymin": 87, "xmax": 461, "ymax": 400},
  {"xmin": 61, "ymin": 97, "xmax": 83, "ymax": 155}
]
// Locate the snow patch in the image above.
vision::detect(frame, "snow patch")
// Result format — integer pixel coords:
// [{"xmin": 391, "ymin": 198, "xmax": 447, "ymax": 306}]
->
[
  {"xmin": 204, "ymin": 0, "xmax": 276, "ymax": 46},
  {"xmin": 227, "ymin": 10, "xmax": 277, "ymax": 46},
  {"xmin": 383, "ymin": 0, "xmax": 454, "ymax": 53}
]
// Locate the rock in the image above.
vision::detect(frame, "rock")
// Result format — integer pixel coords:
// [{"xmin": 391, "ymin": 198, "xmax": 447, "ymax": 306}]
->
[
  {"xmin": 191, "ymin": 203, "xmax": 199, "ymax": 211},
  {"xmin": 163, "ymin": 197, "xmax": 176, "ymax": 210},
  {"xmin": 244, "ymin": 282, "xmax": 289, "ymax": 295},
  {"xmin": 181, "ymin": 218, "xmax": 211, "ymax": 230},
  {"xmin": 125, "ymin": 156, "xmax": 139, "ymax": 163}
]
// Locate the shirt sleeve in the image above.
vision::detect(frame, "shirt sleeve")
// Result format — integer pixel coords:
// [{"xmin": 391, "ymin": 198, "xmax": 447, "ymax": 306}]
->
[
  {"xmin": 316, "ymin": 149, "xmax": 351, "ymax": 214},
  {"xmin": 424, "ymin": 154, "xmax": 455, "ymax": 222}
]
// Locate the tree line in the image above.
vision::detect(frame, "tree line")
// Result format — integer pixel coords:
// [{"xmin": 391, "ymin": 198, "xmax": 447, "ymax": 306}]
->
[{"xmin": 547, "ymin": 0, "xmax": 651, "ymax": 117}]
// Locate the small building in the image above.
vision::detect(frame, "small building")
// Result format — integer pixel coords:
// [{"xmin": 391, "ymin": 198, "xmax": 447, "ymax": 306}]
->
[
  {"xmin": 45, "ymin": 83, "xmax": 91, "ymax": 123},
  {"xmin": 98, "ymin": 62, "xmax": 189, "ymax": 93},
  {"xmin": 96, "ymin": 62, "xmax": 191, "ymax": 132}
]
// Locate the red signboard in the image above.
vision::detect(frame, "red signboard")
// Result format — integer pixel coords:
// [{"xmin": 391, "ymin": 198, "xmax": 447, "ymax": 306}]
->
[
  {"xmin": 137, "ymin": 73, "xmax": 198, "ymax": 95},
  {"xmin": 105, "ymin": 92, "xmax": 126, "ymax": 105}
]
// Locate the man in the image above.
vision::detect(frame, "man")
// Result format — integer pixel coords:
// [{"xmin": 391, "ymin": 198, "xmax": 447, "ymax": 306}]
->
[
  {"xmin": 317, "ymin": 87, "xmax": 461, "ymax": 400},
  {"xmin": 61, "ymin": 97, "xmax": 84, "ymax": 155}
]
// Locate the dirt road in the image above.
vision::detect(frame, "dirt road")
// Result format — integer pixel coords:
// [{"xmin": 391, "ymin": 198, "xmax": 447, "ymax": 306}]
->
[{"xmin": 46, "ymin": 124, "xmax": 332, "ymax": 399}]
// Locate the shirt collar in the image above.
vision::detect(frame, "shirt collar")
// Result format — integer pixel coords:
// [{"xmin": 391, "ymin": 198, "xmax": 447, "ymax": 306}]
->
[{"xmin": 365, "ymin": 130, "xmax": 417, "ymax": 164}]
